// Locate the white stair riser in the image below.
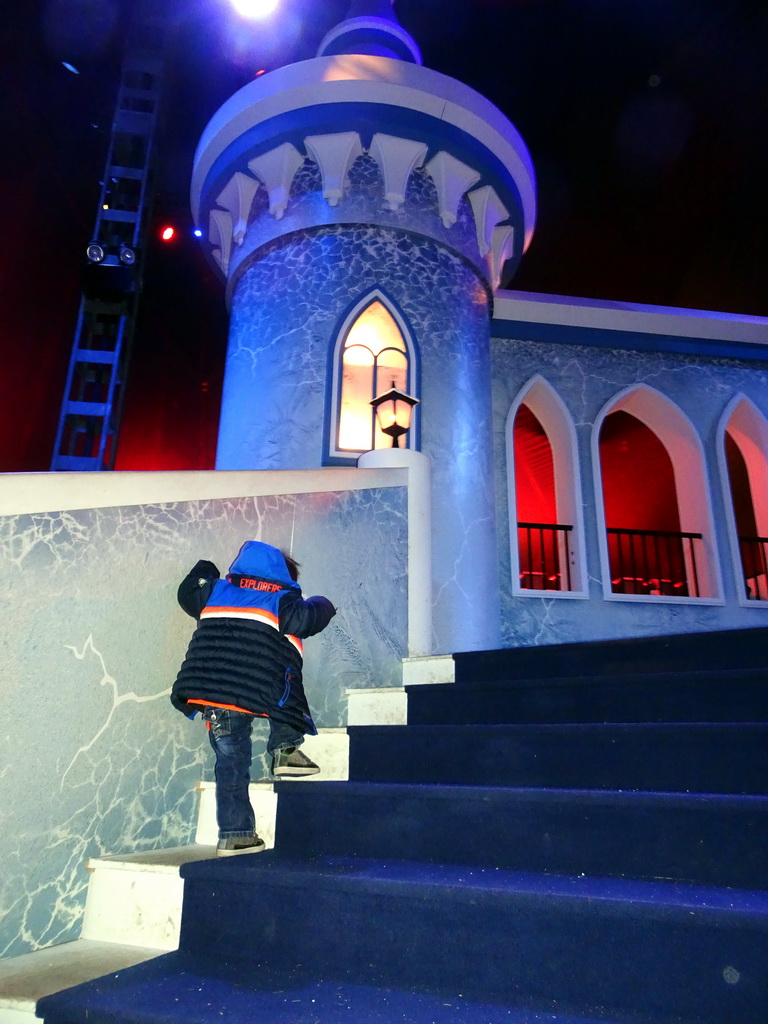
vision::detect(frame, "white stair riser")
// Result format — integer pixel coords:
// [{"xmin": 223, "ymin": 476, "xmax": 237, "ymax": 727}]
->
[
  {"xmin": 301, "ymin": 730, "xmax": 350, "ymax": 781},
  {"xmin": 402, "ymin": 655, "xmax": 455, "ymax": 686},
  {"xmin": 0, "ymin": 1005, "xmax": 37, "ymax": 1023},
  {"xmin": 81, "ymin": 870, "xmax": 183, "ymax": 950},
  {"xmin": 195, "ymin": 786, "xmax": 278, "ymax": 847},
  {"xmin": 347, "ymin": 688, "xmax": 407, "ymax": 726}
]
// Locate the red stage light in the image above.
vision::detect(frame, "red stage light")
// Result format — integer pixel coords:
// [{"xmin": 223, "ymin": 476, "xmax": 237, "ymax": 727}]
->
[{"xmin": 160, "ymin": 226, "xmax": 175, "ymax": 241}]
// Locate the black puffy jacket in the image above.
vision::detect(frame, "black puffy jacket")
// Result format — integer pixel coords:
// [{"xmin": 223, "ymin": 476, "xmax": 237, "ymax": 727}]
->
[{"xmin": 170, "ymin": 541, "xmax": 336, "ymax": 736}]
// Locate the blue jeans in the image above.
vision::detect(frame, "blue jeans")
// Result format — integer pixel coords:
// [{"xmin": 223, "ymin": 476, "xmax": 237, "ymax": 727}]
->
[{"xmin": 201, "ymin": 707, "xmax": 304, "ymax": 839}]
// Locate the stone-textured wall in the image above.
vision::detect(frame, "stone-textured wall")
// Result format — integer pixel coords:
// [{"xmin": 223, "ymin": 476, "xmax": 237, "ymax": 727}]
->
[
  {"xmin": 492, "ymin": 336, "xmax": 768, "ymax": 646},
  {"xmin": 219, "ymin": 224, "xmax": 500, "ymax": 652},
  {"xmin": 0, "ymin": 484, "xmax": 406, "ymax": 960}
]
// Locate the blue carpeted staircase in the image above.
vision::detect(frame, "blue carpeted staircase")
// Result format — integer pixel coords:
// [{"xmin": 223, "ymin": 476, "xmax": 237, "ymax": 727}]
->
[{"xmin": 37, "ymin": 626, "xmax": 768, "ymax": 1024}]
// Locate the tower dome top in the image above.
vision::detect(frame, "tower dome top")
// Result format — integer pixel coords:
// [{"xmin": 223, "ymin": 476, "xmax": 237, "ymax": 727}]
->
[{"xmin": 317, "ymin": 0, "xmax": 422, "ymax": 65}]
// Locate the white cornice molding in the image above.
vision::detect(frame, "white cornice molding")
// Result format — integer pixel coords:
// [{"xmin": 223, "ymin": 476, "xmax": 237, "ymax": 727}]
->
[
  {"xmin": 304, "ymin": 132, "xmax": 363, "ymax": 206},
  {"xmin": 494, "ymin": 290, "xmax": 768, "ymax": 345},
  {"xmin": 215, "ymin": 171, "xmax": 260, "ymax": 245},
  {"xmin": 369, "ymin": 133, "xmax": 428, "ymax": 210},
  {"xmin": 191, "ymin": 57, "xmax": 536, "ymax": 248},
  {"xmin": 208, "ymin": 208, "xmax": 232, "ymax": 273},
  {"xmin": 424, "ymin": 151, "xmax": 481, "ymax": 228},
  {"xmin": 467, "ymin": 185, "xmax": 509, "ymax": 256},
  {"xmin": 489, "ymin": 225, "xmax": 515, "ymax": 291},
  {"xmin": 247, "ymin": 142, "xmax": 304, "ymax": 220}
]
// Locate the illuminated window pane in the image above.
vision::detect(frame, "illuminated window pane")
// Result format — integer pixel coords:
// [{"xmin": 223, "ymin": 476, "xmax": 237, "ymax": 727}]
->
[
  {"xmin": 339, "ymin": 346, "xmax": 374, "ymax": 450},
  {"xmin": 345, "ymin": 302, "xmax": 405, "ymax": 357},
  {"xmin": 339, "ymin": 301, "xmax": 411, "ymax": 453},
  {"xmin": 374, "ymin": 348, "xmax": 408, "ymax": 393}
]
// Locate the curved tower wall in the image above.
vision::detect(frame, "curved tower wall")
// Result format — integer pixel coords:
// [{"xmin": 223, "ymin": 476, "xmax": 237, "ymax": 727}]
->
[
  {"xmin": 192, "ymin": 36, "xmax": 536, "ymax": 653},
  {"xmin": 221, "ymin": 224, "xmax": 496, "ymax": 651}
]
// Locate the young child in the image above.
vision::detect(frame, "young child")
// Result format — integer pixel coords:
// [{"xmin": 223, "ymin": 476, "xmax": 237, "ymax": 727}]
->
[{"xmin": 171, "ymin": 540, "xmax": 336, "ymax": 856}]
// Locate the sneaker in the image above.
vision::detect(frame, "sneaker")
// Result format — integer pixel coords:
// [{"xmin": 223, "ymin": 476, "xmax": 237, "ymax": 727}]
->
[
  {"xmin": 216, "ymin": 834, "xmax": 266, "ymax": 857},
  {"xmin": 271, "ymin": 746, "xmax": 321, "ymax": 778}
]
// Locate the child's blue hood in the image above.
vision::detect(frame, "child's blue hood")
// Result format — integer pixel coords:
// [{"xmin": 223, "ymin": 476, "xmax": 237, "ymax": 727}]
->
[{"xmin": 228, "ymin": 541, "xmax": 299, "ymax": 590}]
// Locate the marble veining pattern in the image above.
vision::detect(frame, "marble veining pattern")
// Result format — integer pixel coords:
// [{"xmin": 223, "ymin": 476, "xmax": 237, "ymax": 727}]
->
[
  {"xmin": 0, "ymin": 485, "xmax": 406, "ymax": 960},
  {"xmin": 289, "ymin": 158, "xmax": 322, "ymax": 197},
  {"xmin": 491, "ymin": 336, "xmax": 768, "ymax": 646}
]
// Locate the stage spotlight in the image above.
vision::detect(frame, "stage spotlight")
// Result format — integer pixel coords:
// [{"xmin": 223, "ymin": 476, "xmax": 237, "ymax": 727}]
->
[
  {"xmin": 119, "ymin": 246, "xmax": 136, "ymax": 265},
  {"xmin": 160, "ymin": 226, "xmax": 175, "ymax": 241},
  {"xmin": 230, "ymin": 0, "xmax": 279, "ymax": 20},
  {"xmin": 86, "ymin": 241, "xmax": 105, "ymax": 263},
  {"xmin": 193, "ymin": 229, "xmax": 203, "ymax": 238}
]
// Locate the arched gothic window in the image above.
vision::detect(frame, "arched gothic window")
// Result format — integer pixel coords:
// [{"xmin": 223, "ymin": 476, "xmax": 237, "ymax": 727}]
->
[
  {"xmin": 506, "ymin": 376, "xmax": 587, "ymax": 596},
  {"xmin": 718, "ymin": 395, "xmax": 768, "ymax": 602},
  {"xmin": 329, "ymin": 296, "xmax": 417, "ymax": 460},
  {"xmin": 593, "ymin": 385, "xmax": 720, "ymax": 600}
]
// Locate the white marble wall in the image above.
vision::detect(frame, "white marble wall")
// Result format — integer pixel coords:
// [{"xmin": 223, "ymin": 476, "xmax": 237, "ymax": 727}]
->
[
  {"xmin": 492, "ymin": 336, "xmax": 768, "ymax": 645},
  {"xmin": 0, "ymin": 484, "xmax": 407, "ymax": 960}
]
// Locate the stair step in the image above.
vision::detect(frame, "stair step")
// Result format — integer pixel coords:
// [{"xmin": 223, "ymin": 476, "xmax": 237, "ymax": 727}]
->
[
  {"xmin": 407, "ymin": 667, "xmax": 768, "ymax": 723},
  {"xmin": 35, "ymin": 951, "xmax": 646, "ymax": 1024},
  {"xmin": 348, "ymin": 723, "xmax": 768, "ymax": 793},
  {"xmin": 274, "ymin": 781, "xmax": 768, "ymax": 889},
  {"xmin": 82, "ymin": 845, "xmax": 216, "ymax": 950},
  {"xmin": 0, "ymin": 939, "xmax": 161, "ymax": 1023},
  {"xmin": 454, "ymin": 626, "xmax": 768, "ymax": 683},
  {"xmin": 171, "ymin": 854, "xmax": 768, "ymax": 1023}
]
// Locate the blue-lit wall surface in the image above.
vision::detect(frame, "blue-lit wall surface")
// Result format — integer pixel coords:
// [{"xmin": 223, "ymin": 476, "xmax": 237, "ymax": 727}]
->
[
  {"xmin": 218, "ymin": 223, "xmax": 499, "ymax": 651},
  {"xmin": 0, "ymin": 485, "xmax": 406, "ymax": 959},
  {"xmin": 492, "ymin": 336, "xmax": 768, "ymax": 646}
]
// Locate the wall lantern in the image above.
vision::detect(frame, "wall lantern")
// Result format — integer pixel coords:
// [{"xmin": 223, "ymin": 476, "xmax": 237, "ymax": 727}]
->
[{"xmin": 370, "ymin": 381, "xmax": 419, "ymax": 448}]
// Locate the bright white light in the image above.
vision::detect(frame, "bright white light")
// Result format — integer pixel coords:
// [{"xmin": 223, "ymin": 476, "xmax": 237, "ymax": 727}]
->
[{"xmin": 230, "ymin": 0, "xmax": 279, "ymax": 19}]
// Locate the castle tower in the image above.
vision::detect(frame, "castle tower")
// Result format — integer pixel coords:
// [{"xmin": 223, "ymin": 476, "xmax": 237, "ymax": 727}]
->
[{"xmin": 191, "ymin": 1, "xmax": 536, "ymax": 652}]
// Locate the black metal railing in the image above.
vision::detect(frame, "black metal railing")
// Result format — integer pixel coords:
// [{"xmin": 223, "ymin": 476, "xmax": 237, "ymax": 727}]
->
[
  {"xmin": 739, "ymin": 535, "xmax": 768, "ymax": 601},
  {"xmin": 517, "ymin": 522, "xmax": 573, "ymax": 592},
  {"xmin": 607, "ymin": 528, "xmax": 703, "ymax": 597}
]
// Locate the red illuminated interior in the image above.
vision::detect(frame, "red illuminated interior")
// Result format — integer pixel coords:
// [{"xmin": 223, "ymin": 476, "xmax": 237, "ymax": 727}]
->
[
  {"xmin": 513, "ymin": 404, "xmax": 556, "ymax": 524},
  {"xmin": 599, "ymin": 411, "xmax": 680, "ymax": 533},
  {"xmin": 725, "ymin": 432, "xmax": 757, "ymax": 537},
  {"xmin": 599, "ymin": 410, "xmax": 686, "ymax": 594},
  {"xmin": 513, "ymin": 404, "xmax": 565, "ymax": 589}
]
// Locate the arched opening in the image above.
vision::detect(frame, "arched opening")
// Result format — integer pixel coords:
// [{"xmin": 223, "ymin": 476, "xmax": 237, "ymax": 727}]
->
[
  {"xmin": 594, "ymin": 386, "xmax": 718, "ymax": 599},
  {"xmin": 720, "ymin": 397, "xmax": 768, "ymax": 601},
  {"xmin": 514, "ymin": 405, "xmax": 571, "ymax": 590},
  {"xmin": 507, "ymin": 377, "xmax": 585, "ymax": 594},
  {"xmin": 600, "ymin": 412, "xmax": 690, "ymax": 595},
  {"xmin": 329, "ymin": 295, "xmax": 416, "ymax": 460}
]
